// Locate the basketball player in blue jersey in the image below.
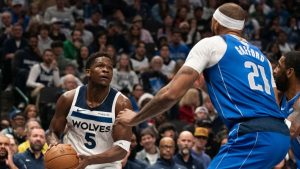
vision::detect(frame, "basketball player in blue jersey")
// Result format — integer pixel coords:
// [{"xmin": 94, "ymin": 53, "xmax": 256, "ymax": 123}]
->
[
  {"xmin": 46, "ymin": 52, "xmax": 133, "ymax": 169},
  {"xmin": 273, "ymin": 51, "xmax": 300, "ymax": 168},
  {"xmin": 117, "ymin": 3, "xmax": 294, "ymax": 168}
]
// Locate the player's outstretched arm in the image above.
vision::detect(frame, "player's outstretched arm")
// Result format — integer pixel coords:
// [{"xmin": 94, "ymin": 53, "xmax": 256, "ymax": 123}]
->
[
  {"xmin": 116, "ymin": 66, "xmax": 199, "ymax": 126},
  {"xmin": 46, "ymin": 90, "xmax": 74, "ymax": 146},
  {"xmin": 288, "ymin": 98, "xmax": 300, "ymax": 137},
  {"xmin": 76, "ymin": 94, "xmax": 133, "ymax": 169}
]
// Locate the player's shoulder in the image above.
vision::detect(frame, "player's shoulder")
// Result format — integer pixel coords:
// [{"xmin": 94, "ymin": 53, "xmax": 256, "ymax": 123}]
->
[
  {"xmin": 60, "ymin": 88, "xmax": 77, "ymax": 102},
  {"xmin": 193, "ymin": 35, "xmax": 226, "ymax": 50}
]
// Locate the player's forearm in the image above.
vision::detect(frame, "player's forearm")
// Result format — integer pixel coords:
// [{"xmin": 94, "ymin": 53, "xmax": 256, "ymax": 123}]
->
[
  {"xmin": 88, "ymin": 146, "xmax": 127, "ymax": 165},
  {"xmin": 46, "ymin": 130, "xmax": 61, "ymax": 145},
  {"xmin": 132, "ymin": 85, "xmax": 180, "ymax": 125}
]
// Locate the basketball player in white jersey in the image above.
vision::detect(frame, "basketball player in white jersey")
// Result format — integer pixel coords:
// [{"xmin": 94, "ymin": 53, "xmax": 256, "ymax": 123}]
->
[{"xmin": 46, "ymin": 52, "xmax": 132, "ymax": 169}]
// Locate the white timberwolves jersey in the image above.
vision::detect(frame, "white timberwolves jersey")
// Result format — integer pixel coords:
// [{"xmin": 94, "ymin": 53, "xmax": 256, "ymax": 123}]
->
[{"xmin": 63, "ymin": 86, "xmax": 121, "ymax": 169}]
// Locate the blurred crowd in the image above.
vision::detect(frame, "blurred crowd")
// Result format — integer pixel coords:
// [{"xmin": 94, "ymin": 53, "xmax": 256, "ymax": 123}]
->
[{"xmin": 0, "ymin": 0, "xmax": 299, "ymax": 168}]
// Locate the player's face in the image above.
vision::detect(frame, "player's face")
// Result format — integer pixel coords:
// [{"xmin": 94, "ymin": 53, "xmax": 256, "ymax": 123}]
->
[
  {"xmin": 87, "ymin": 57, "xmax": 113, "ymax": 87},
  {"xmin": 273, "ymin": 56, "xmax": 289, "ymax": 91}
]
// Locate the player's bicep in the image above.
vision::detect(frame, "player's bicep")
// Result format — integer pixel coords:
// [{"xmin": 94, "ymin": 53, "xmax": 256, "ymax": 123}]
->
[
  {"xmin": 113, "ymin": 95, "xmax": 133, "ymax": 141},
  {"xmin": 49, "ymin": 91, "xmax": 74, "ymax": 135}
]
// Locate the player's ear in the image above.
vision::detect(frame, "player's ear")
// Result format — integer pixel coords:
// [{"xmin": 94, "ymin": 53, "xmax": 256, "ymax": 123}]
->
[
  {"xmin": 286, "ymin": 68, "xmax": 294, "ymax": 78},
  {"xmin": 86, "ymin": 69, "xmax": 91, "ymax": 77}
]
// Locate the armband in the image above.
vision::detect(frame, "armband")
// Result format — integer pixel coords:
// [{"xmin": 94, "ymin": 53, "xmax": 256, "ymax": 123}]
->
[{"xmin": 113, "ymin": 140, "xmax": 131, "ymax": 152}]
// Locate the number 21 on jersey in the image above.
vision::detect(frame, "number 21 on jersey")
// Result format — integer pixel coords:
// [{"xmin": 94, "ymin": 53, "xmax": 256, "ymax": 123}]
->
[{"xmin": 244, "ymin": 61, "xmax": 271, "ymax": 95}]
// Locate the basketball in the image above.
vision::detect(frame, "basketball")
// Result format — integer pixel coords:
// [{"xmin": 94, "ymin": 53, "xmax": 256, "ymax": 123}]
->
[{"xmin": 44, "ymin": 144, "xmax": 79, "ymax": 169}]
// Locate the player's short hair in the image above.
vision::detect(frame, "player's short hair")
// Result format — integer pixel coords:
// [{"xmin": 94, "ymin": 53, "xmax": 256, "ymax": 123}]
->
[
  {"xmin": 284, "ymin": 51, "xmax": 300, "ymax": 79},
  {"xmin": 85, "ymin": 52, "xmax": 112, "ymax": 69},
  {"xmin": 218, "ymin": 3, "xmax": 246, "ymax": 21}
]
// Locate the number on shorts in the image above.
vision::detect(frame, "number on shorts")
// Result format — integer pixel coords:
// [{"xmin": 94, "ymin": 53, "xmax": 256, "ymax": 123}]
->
[
  {"xmin": 244, "ymin": 61, "xmax": 271, "ymax": 95},
  {"xmin": 84, "ymin": 132, "xmax": 96, "ymax": 149}
]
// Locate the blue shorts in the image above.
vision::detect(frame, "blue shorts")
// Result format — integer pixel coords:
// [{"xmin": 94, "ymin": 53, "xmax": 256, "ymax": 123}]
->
[
  {"xmin": 208, "ymin": 117, "xmax": 290, "ymax": 169},
  {"xmin": 291, "ymin": 137, "xmax": 300, "ymax": 168}
]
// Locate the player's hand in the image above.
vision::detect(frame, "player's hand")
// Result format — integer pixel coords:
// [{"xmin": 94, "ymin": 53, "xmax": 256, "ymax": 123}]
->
[
  {"xmin": 116, "ymin": 108, "xmax": 137, "ymax": 126},
  {"xmin": 76, "ymin": 154, "xmax": 90, "ymax": 169}
]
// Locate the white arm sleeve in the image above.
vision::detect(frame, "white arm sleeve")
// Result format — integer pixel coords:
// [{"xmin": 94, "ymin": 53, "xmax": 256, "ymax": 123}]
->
[
  {"xmin": 26, "ymin": 64, "xmax": 43, "ymax": 88},
  {"xmin": 183, "ymin": 36, "xmax": 227, "ymax": 74}
]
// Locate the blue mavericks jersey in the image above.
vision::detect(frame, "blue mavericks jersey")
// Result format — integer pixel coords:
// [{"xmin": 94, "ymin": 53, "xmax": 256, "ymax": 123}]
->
[
  {"xmin": 280, "ymin": 93, "xmax": 300, "ymax": 117},
  {"xmin": 203, "ymin": 34, "xmax": 285, "ymax": 129}
]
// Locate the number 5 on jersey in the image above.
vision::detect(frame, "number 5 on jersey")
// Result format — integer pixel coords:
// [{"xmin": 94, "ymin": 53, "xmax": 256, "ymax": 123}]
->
[
  {"xmin": 84, "ymin": 132, "xmax": 96, "ymax": 149},
  {"xmin": 244, "ymin": 61, "xmax": 271, "ymax": 95}
]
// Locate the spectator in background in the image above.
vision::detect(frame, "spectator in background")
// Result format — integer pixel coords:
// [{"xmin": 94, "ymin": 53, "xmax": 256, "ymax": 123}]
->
[
  {"xmin": 111, "ymin": 53, "xmax": 139, "ymax": 92},
  {"xmin": 61, "ymin": 74, "xmax": 80, "ymax": 91},
  {"xmin": 27, "ymin": 2, "xmax": 43, "ymax": 24},
  {"xmin": 2, "ymin": 24, "xmax": 28, "ymax": 91},
  {"xmin": 136, "ymin": 127, "xmax": 160, "ymax": 166},
  {"xmin": 192, "ymin": 127, "xmax": 211, "ymax": 169},
  {"xmin": 63, "ymin": 29, "xmax": 82, "ymax": 60},
  {"xmin": 131, "ymin": 15, "xmax": 154, "ymax": 44},
  {"xmin": 168, "ymin": 29, "xmax": 190, "ymax": 61},
  {"xmin": 0, "ymin": 11, "xmax": 13, "ymax": 46},
  {"xmin": 277, "ymin": 31, "xmax": 293, "ymax": 54},
  {"xmin": 74, "ymin": 16, "xmax": 93, "ymax": 46},
  {"xmin": 38, "ymin": 24, "xmax": 53, "ymax": 54},
  {"xmin": 13, "ymin": 34, "xmax": 42, "ymax": 101},
  {"xmin": 106, "ymin": 21, "xmax": 130, "ymax": 53},
  {"xmin": 140, "ymin": 56, "xmax": 169, "ymax": 94},
  {"xmin": 43, "ymin": 0, "xmax": 74, "ymax": 26},
  {"xmin": 174, "ymin": 131, "xmax": 204, "ymax": 169},
  {"xmin": 194, "ymin": 106, "xmax": 209, "ymax": 122},
  {"xmin": 151, "ymin": 0, "xmax": 175, "ymax": 24},
  {"xmin": 157, "ymin": 122, "xmax": 177, "ymax": 142},
  {"xmin": 49, "ymin": 18, "xmax": 66, "ymax": 42},
  {"xmin": 10, "ymin": 0, "xmax": 29, "ymax": 30},
  {"xmin": 178, "ymin": 88, "xmax": 200, "ymax": 125},
  {"xmin": 88, "ymin": 31, "xmax": 107, "ymax": 54},
  {"xmin": 129, "ymin": 84, "xmax": 144, "ymax": 112},
  {"xmin": 26, "ymin": 49, "xmax": 60, "ymax": 98},
  {"xmin": 147, "ymin": 137, "xmax": 187, "ymax": 169},
  {"xmin": 125, "ymin": 0, "xmax": 151, "ymax": 20},
  {"xmin": 83, "ymin": 0, "xmax": 103, "ymax": 24},
  {"xmin": 122, "ymin": 132, "xmax": 148, "ymax": 169},
  {"xmin": 159, "ymin": 44, "xmax": 176, "ymax": 79},
  {"xmin": 0, "ymin": 134, "xmax": 18, "ymax": 169},
  {"xmin": 77, "ymin": 46, "xmax": 89, "ymax": 80},
  {"xmin": 157, "ymin": 15, "xmax": 174, "ymax": 42},
  {"xmin": 13, "ymin": 128, "xmax": 46, "ymax": 169},
  {"xmin": 8, "ymin": 136, "xmax": 18, "ymax": 155},
  {"xmin": 17, "ymin": 119, "xmax": 48, "ymax": 154},
  {"xmin": 1, "ymin": 112, "xmax": 26, "ymax": 144},
  {"xmin": 173, "ymin": 5, "xmax": 189, "ymax": 28},
  {"xmin": 23, "ymin": 104, "xmax": 39, "ymax": 121},
  {"xmin": 130, "ymin": 41, "xmax": 150, "ymax": 74},
  {"xmin": 70, "ymin": 1, "xmax": 84, "ymax": 19},
  {"xmin": 51, "ymin": 40, "xmax": 73, "ymax": 74},
  {"xmin": 85, "ymin": 9, "xmax": 106, "ymax": 37}
]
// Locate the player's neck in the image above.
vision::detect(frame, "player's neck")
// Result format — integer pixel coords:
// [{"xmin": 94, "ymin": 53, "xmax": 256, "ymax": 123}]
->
[
  {"xmin": 86, "ymin": 84, "xmax": 110, "ymax": 107},
  {"xmin": 286, "ymin": 80, "xmax": 300, "ymax": 100}
]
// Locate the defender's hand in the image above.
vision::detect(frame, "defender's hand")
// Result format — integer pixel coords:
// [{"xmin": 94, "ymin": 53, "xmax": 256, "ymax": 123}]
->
[{"xmin": 116, "ymin": 108, "xmax": 137, "ymax": 126}]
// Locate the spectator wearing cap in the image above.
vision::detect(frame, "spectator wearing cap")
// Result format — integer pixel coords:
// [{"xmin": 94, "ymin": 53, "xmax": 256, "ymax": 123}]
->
[
  {"xmin": 192, "ymin": 127, "xmax": 211, "ymax": 169},
  {"xmin": 10, "ymin": 0, "xmax": 29, "ymax": 30},
  {"xmin": 1, "ymin": 111, "xmax": 26, "ymax": 144},
  {"xmin": 43, "ymin": 0, "xmax": 75, "ymax": 26},
  {"xmin": 194, "ymin": 106, "xmax": 209, "ymax": 122},
  {"xmin": 85, "ymin": 9, "xmax": 106, "ymax": 37},
  {"xmin": 74, "ymin": 16, "xmax": 93, "ymax": 46},
  {"xmin": 49, "ymin": 18, "xmax": 66, "ymax": 42}
]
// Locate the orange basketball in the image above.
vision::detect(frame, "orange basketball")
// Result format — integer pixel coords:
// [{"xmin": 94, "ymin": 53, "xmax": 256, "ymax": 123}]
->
[{"xmin": 44, "ymin": 144, "xmax": 79, "ymax": 169}]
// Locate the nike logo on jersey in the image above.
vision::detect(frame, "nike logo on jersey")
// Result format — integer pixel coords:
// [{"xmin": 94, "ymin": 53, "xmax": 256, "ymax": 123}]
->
[{"xmin": 77, "ymin": 108, "xmax": 86, "ymax": 112}]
